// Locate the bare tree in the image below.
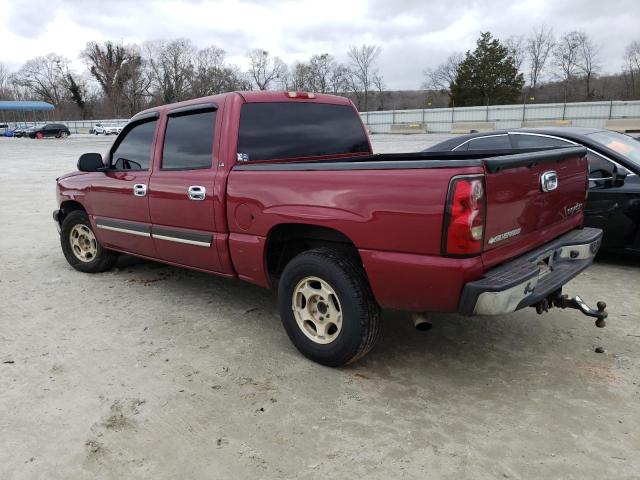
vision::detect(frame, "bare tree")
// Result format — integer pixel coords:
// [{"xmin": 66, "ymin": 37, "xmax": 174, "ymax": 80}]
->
[
  {"xmin": 191, "ymin": 46, "xmax": 249, "ymax": 96},
  {"xmin": 575, "ymin": 32, "xmax": 600, "ymax": 99},
  {"xmin": 372, "ymin": 72, "xmax": 386, "ymax": 110},
  {"xmin": 282, "ymin": 62, "xmax": 312, "ymax": 91},
  {"xmin": 347, "ymin": 44, "xmax": 382, "ymax": 111},
  {"xmin": 121, "ymin": 50, "xmax": 150, "ymax": 115},
  {"xmin": 505, "ymin": 35, "xmax": 526, "ymax": 72},
  {"xmin": 422, "ymin": 53, "xmax": 463, "ymax": 91},
  {"xmin": 0, "ymin": 62, "xmax": 10, "ymax": 99},
  {"xmin": 526, "ymin": 25, "xmax": 555, "ymax": 98},
  {"xmin": 307, "ymin": 53, "xmax": 335, "ymax": 93},
  {"xmin": 328, "ymin": 63, "xmax": 349, "ymax": 94},
  {"xmin": 623, "ymin": 40, "xmax": 640, "ymax": 98},
  {"xmin": 13, "ymin": 54, "xmax": 70, "ymax": 105},
  {"xmin": 246, "ymin": 50, "xmax": 285, "ymax": 90},
  {"xmin": 145, "ymin": 39, "xmax": 196, "ymax": 104},
  {"xmin": 553, "ymin": 31, "xmax": 582, "ymax": 101},
  {"xmin": 82, "ymin": 41, "xmax": 142, "ymax": 116}
]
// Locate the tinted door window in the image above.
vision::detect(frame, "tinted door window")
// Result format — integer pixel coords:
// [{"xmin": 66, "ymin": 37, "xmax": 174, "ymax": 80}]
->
[
  {"xmin": 464, "ymin": 135, "xmax": 512, "ymax": 150},
  {"xmin": 162, "ymin": 110, "xmax": 216, "ymax": 170},
  {"xmin": 513, "ymin": 134, "xmax": 572, "ymax": 149},
  {"xmin": 237, "ymin": 102, "xmax": 370, "ymax": 161},
  {"xmin": 110, "ymin": 119, "xmax": 157, "ymax": 170}
]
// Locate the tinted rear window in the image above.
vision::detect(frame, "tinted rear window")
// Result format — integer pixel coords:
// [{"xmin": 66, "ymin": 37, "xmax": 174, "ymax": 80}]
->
[{"xmin": 237, "ymin": 102, "xmax": 369, "ymax": 161}]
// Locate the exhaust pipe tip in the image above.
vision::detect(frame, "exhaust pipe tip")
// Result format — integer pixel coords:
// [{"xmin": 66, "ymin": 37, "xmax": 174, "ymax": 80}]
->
[{"xmin": 411, "ymin": 312, "xmax": 432, "ymax": 332}]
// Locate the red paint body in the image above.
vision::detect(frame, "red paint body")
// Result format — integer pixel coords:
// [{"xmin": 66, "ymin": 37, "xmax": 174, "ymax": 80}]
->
[{"xmin": 56, "ymin": 92, "xmax": 589, "ymax": 313}]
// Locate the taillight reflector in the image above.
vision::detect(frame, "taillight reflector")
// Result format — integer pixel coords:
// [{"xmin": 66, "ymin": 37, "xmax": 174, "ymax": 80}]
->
[{"xmin": 443, "ymin": 175, "xmax": 486, "ymax": 255}]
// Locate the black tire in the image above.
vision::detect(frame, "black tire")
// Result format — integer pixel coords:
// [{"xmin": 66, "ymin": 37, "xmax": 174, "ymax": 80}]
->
[
  {"xmin": 60, "ymin": 210, "xmax": 118, "ymax": 273},
  {"xmin": 278, "ymin": 248, "xmax": 381, "ymax": 367}
]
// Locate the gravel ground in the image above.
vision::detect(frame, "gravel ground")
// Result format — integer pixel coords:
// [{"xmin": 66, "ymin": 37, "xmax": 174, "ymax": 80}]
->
[{"xmin": 1, "ymin": 134, "xmax": 639, "ymax": 480}]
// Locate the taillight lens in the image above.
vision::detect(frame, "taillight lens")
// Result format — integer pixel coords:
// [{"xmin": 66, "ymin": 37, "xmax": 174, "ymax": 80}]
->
[{"xmin": 443, "ymin": 175, "xmax": 486, "ymax": 255}]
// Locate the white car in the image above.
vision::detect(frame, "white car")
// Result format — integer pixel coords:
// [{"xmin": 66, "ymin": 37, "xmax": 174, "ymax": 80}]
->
[{"xmin": 94, "ymin": 123, "xmax": 123, "ymax": 136}]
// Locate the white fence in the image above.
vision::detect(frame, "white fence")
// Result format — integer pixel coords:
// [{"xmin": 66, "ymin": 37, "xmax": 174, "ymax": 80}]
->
[
  {"xmin": 360, "ymin": 100, "xmax": 640, "ymax": 133},
  {"xmin": 5, "ymin": 100, "xmax": 640, "ymax": 135}
]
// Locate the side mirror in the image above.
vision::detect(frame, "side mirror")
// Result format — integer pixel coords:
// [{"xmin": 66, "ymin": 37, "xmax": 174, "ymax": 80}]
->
[
  {"xmin": 613, "ymin": 165, "xmax": 630, "ymax": 188},
  {"xmin": 77, "ymin": 153, "xmax": 104, "ymax": 172}
]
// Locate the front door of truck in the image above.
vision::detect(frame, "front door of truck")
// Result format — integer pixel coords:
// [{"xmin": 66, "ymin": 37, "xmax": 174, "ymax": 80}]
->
[
  {"xmin": 148, "ymin": 105, "xmax": 223, "ymax": 272},
  {"xmin": 89, "ymin": 113, "xmax": 158, "ymax": 257}
]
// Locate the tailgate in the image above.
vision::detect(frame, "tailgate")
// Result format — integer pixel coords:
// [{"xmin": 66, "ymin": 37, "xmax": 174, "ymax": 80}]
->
[{"xmin": 482, "ymin": 147, "xmax": 588, "ymax": 262}]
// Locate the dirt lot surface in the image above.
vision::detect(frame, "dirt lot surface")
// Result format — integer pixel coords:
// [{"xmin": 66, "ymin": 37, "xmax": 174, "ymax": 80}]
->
[{"xmin": 1, "ymin": 134, "xmax": 639, "ymax": 479}]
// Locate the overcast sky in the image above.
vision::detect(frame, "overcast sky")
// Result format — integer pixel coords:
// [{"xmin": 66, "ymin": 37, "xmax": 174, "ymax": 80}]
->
[{"xmin": 1, "ymin": 0, "xmax": 639, "ymax": 90}]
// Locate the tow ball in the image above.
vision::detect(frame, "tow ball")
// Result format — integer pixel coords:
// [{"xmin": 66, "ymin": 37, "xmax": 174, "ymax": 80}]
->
[{"xmin": 534, "ymin": 292, "xmax": 608, "ymax": 328}]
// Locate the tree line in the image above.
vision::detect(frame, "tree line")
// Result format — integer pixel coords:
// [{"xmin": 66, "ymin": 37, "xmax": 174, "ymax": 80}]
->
[
  {"xmin": 425, "ymin": 27, "xmax": 640, "ymax": 107},
  {"xmin": 1, "ymin": 29, "xmax": 639, "ymax": 119},
  {"xmin": 0, "ymin": 40, "xmax": 383, "ymax": 119}
]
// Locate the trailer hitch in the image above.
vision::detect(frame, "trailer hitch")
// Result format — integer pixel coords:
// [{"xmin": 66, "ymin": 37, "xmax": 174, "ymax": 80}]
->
[{"xmin": 534, "ymin": 291, "xmax": 607, "ymax": 328}]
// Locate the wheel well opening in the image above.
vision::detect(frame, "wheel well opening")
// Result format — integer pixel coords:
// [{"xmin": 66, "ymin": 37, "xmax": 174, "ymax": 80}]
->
[
  {"xmin": 266, "ymin": 224, "xmax": 360, "ymax": 284},
  {"xmin": 58, "ymin": 200, "xmax": 86, "ymax": 223}
]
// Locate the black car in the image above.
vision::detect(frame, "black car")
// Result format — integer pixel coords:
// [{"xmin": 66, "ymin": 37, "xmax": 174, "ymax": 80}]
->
[
  {"xmin": 28, "ymin": 123, "xmax": 71, "ymax": 139},
  {"xmin": 425, "ymin": 127, "xmax": 640, "ymax": 255}
]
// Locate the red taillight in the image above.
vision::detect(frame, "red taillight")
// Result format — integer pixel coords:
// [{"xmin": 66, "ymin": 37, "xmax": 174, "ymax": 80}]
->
[
  {"xmin": 286, "ymin": 91, "xmax": 316, "ymax": 99},
  {"xmin": 443, "ymin": 175, "xmax": 486, "ymax": 256}
]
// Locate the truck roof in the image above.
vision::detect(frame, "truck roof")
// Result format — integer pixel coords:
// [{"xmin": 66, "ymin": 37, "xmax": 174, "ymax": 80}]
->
[{"xmin": 133, "ymin": 91, "xmax": 354, "ymax": 119}]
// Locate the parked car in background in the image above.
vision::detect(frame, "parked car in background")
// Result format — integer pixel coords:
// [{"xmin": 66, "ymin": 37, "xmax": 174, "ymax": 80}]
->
[
  {"xmin": 0, "ymin": 123, "xmax": 8, "ymax": 135},
  {"xmin": 53, "ymin": 91, "xmax": 607, "ymax": 366},
  {"xmin": 425, "ymin": 127, "xmax": 640, "ymax": 255},
  {"xmin": 13, "ymin": 125, "xmax": 34, "ymax": 138},
  {"xmin": 29, "ymin": 123, "xmax": 70, "ymax": 139},
  {"xmin": 94, "ymin": 123, "xmax": 123, "ymax": 135}
]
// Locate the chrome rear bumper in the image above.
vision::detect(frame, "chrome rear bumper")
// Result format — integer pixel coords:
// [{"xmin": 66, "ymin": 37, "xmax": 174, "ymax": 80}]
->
[{"xmin": 459, "ymin": 227, "xmax": 603, "ymax": 316}]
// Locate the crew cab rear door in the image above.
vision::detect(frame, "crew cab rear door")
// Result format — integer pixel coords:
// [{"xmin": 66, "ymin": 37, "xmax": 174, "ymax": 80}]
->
[
  {"xmin": 481, "ymin": 147, "xmax": 589, "ymax": 268},
  {"xmin": 148, "ymin": 104, "xmax": 224, "ymax": 272}
]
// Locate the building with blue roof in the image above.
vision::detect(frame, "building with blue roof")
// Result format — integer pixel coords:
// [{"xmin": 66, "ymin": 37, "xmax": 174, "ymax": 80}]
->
[{"xmin": 0, "ymin": 100, "xmax": 55, "ymax": 124}]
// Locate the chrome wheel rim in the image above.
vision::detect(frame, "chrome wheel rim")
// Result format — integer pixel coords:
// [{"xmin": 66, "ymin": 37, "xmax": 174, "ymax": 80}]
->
[
  {"xmin": 292, "ymin": 276, "xmax": 342, "ymax": 344},
  {"xmin": 69, "ymin": 224, "xmax": 98, "ymax": 262}
]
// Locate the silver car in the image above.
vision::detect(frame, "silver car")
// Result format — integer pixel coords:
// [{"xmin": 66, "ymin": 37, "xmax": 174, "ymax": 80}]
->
[{"xmin": 94, "ymin": 123, "xmax": 123, "ymax": 136}]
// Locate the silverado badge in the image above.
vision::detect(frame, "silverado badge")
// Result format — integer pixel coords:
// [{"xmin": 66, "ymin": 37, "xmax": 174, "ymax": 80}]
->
[{"xmin": 488, "ymin": 227, "xmax": 522, "ymax": 245}]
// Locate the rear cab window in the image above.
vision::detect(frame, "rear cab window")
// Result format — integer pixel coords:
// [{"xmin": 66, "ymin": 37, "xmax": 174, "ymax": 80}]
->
[{"xmin": 237, "ymin": 102, "xmax": 370, "ymax": 162}]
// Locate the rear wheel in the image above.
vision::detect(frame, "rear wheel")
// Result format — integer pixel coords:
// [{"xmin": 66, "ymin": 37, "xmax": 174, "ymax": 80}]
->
[
  {"xmin": 60, "ymin": 210, "xmax": 117, "ymax": 273},
  {"xmin": 278, "ymin": 248, "xmax": 381, "ymax": 367}
]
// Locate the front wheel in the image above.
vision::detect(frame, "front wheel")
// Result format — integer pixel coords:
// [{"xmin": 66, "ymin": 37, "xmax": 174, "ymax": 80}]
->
[
  {"xmin": 278, "ymin": 248, "xmax": 381, "ymax": 367},
  {"xmin": 60, "ymin": 210, "xmax": 118, "ymax": 273}
]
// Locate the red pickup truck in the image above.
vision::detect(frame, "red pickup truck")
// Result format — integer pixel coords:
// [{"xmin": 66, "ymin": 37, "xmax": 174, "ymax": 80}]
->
[{"xmin": 54, "ymin": 91, "xmax": 607, "ymax": 366}]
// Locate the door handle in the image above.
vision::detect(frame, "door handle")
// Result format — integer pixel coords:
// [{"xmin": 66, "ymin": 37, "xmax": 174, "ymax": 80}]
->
[
  {"xmin": 133, "ymin": 184, "xmax": 147, "ymax": 197},
  {"xmin": 188, "ymin": 185, "xmax": 206, "ymax": 201}
]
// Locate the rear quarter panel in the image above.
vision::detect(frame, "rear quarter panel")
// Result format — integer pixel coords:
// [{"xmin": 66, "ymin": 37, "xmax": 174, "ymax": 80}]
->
[
  {"xmin": 226, "ymin": 166, "xmax": 483, "ymax": 255},
  {"xmin": 225, "ymin": 165, "xmax": 484, "ymax": 306}
]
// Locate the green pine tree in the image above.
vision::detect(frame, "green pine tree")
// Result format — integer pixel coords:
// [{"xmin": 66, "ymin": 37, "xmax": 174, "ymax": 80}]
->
[{"xmin": 450, "ymin": 32, "xmax": 525, "ymax": 107}]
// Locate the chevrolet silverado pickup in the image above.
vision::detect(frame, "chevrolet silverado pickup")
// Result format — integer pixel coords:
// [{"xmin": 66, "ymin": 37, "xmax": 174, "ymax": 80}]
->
[{"xmin": 54, "ymin": 91, "xmax": 607, "ymax": 366}]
